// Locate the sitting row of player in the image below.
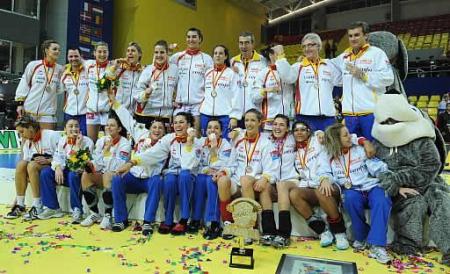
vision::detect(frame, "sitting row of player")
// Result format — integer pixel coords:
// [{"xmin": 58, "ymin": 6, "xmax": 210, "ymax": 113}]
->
[{"xmin": 15, "ymin": 21, "xmax": 394, "ymax": 147}]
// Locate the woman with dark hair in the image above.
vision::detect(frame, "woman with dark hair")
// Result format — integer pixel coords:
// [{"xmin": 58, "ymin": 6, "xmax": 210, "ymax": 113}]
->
[
  {"xmin": 105, "ymin": 42, "xmax": 143, "ymax": 114},
  {"xmin": 199, "ymin": 45, "xmax": 242, "ymax": 138},
  {"xmin": 107, "ymin": 91, "xmax": 166, "ymax": 234},
  {"xmin": 80, "ymin": 114, "xmax": 131, "ymax": 229},
  {"xmin": 5, "ymin": 116, "xmax": 61, "ymax": 220},
  {"xmin": 318, "ymin": 123, "xmax": 392, "ymax": 264},
  {"xmin": 216, "ymin": 108, "xmax": 279, "ymax": 243},
  {"xmin": 188, "ymin": 118, "xmax": 232, "ymax": 238},
  {"xmin": 38, "ymin": 118, "xmax": 94, "ymax": 223},
  {"xmin": 15, "ymin": 40, "xmax": 64, "ymax": 130},
  {"xmin": 131, "ymin": 112, "xmax": 202, "ymax": 235},
  {"xmin": 134, "ymin": 40, "xmax": 177, "ymax": 131},
  {"xmin": 252, "ymin": 45, "xmax": 295, "ymax": 131}
]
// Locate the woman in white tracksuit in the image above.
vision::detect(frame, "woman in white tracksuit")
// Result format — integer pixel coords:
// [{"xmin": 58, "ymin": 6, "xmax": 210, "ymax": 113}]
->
[
  {"xmin": 318, "ymin": 123, "xmax": 392, "ymax": 264},
  {"xmin": 109, "ymin": 95, "xmax": 166, "ymax": 235},
  {"xmin": 199, "ymin": 45, "xmax": 242, "ymax": 139},
  {"xmin": 15, "ymin": 40, "xmax": 64, "ymax": 129},
  {"xmin": 131, "ymin": 112, "xmax": 202, "ymax": 235},
  {"xmin": 252, "ymin": 46, "xmax": 295, "ymax": 131},
  {"xmin": 105, "ymin": 42, "xmax": 143, "ymax": 114},
  {"xmin": 85, "ymin": 42, "xmax": 113, "ymax": 143},
  {"xmin": 80, "ymin": 115, "xmax": 131, "ymax": 230},
  {"xmin": 134, "ymin": 40, "xmax": 177, "ymax": 130}
]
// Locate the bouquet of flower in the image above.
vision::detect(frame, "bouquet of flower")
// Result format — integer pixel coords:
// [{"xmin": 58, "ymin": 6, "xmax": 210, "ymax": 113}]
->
[
  {"xmin": 96, "ymin": 74, "xmax": 120, "ymax": 92},
  {"xmin": 67, "ymin": 148, "xmax": 92, "ymax": 172}
]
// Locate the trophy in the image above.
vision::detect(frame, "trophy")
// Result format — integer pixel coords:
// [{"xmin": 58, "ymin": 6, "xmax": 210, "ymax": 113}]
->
[{"xmin": 223, "ymin": 198, "xmax": 262, "ymax": 269}]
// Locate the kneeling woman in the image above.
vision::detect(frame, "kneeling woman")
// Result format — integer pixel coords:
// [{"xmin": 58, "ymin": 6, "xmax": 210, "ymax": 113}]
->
[
  {"xmin": 109, "ymin": 97, "xmax": 166, "ymax": 235},
  {"xmin": 80, "ymin": 115, "xmax": 131, "ymax": 229},
  {"xmin": 191, "ymin": 118, "xmax": 232, "ymax": 239},
  {"xmin": 38, "ymin": 119, "xmax": 94, "ymax": 223},
  {"xmin": 131, "ymin": 112, "xmax": 201, "ymax": 235},
  {"xmin": 319, "ymin": 123, "xmax": 392, "ymax": 264},
  {"xmin": 281, "ymin": 121, "xmax": 348, "ymax": 249}
]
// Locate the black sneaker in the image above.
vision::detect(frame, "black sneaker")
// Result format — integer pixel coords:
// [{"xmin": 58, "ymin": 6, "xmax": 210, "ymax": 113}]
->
[
  {"xmin": 260, "ymin": 234, "xmax": 274, "ymax": 246},
  {"xmin": 23, "ymin": 206, "xmax": 42, "ymax": 221},
  {"xmin": 111, "ymin": 221, "xmax": 129, "ymax": 232},
  {"xmin": 271, "ymin": 235, "xmax": 290, "ymax": 248},
  {"xmin": 187, "ymin": 220, "xmax": 201, "ymax": 234},
  {"xmin": 203, "ymin": 226, "xmax": 222, "ymax": 240},
  {"xmin": 142, "ymin": 223, "xmax": 154, "ymax": 236},
  {"xmin": 5, "ymin": 205, "xmax": 26, "ymax": 219},
  {"xmin": 221, "ymin": 221, "xmax": 235, "ymax": 240}
]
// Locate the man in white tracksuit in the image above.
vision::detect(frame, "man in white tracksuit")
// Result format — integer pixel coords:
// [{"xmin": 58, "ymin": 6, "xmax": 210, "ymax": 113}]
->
[{"xmin": 331, "ymin": 21, "xmax": 394, "ymax": 140}]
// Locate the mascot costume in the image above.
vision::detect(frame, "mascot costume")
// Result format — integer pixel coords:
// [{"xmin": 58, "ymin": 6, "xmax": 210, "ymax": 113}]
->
[{"xmin": 372, "ymin": 92, "xmax": 450, "ymax": 266}]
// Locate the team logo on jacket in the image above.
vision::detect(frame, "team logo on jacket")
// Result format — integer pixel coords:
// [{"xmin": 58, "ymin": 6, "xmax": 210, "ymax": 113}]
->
[{"xmin": 119, "ymin": 151, "xmax": 130, "ymax": 161}]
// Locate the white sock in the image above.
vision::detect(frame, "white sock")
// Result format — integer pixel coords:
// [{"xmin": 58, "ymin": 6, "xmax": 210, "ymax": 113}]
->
[
  {"xmin": 32, "ymin": 197, "xmax": 42, "ymax": 208},
  {"xmin": 16, "ymin": 196, "xmax": 25, "ymax": 207}
]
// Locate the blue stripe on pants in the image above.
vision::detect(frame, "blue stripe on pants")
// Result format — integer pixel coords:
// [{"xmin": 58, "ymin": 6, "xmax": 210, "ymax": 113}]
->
[
  {"xmin": 343, "ymin": 186, "xmax": 392, "ymax": 246},
  {"xmin": 40, "ymin": 166, "xmax": 82, "ymax": 211},
  {"xmin": 205, "ymin": 175, "xmax": 220, "ymax": 223}
]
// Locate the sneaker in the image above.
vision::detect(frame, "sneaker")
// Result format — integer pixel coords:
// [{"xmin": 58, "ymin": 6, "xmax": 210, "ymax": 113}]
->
[
  {"xmin": 71, "ymin": 208, "xmax": 82, "ymax": 224},
  {"xmin": 142, "ymin": 223, "xmax": 154, "ymax": 236},
  {"xmin": 5, "ymin": 205, "xmax": 26, "ymax": 219},
  {"xmin": 37, "ymin": 208, "xmax": 64, "ymax": 220},
  {"xmin": 244, "ymin": 238, "xmax": 254, "ymax": 246},
  {"xmin": 335, "ymin": 233, "xmax": 349, "ymax": 250},
  {"xmin": 222, "ymin": 221, "xmax": 235, "ymax": 240},
  {"xmin": 272, "ymin": 235, "xmax": 290, "ymax": 248},
  {"xmin": 171, "ymin": 223, "xmax": 187, "ymax": 235},
  {"xmin": 187, "ymin": 220, "xmax": 201, "ymax": 234},
  {"xmin": 158, "ymin": 223, "xmax": 173, "ymax": 234},
  {"xmin": 260, "ymin": 234, "xmax": 275, "ymax": 246},
  {"xmin": 203, "ymin": 225, "xmax": 222, "ymax": 240},
  {"xmin": 23, "ymin": 206, "xmax": 43, "ymax": 221},
  {"xmin": 112, "ymin": 221, "xmax": 128, "ymax": 232},
  {"xmin": 99, "ymin": 213, "xmax": 112, "ymax": 230},
  {"xmin": 369, "ymin": 246, "xmax": 392, "ymax": 264},
  {"xmin": 319, "ymin": 230, "xmax": 334, "ymax": 247},
  {"xmin": 80, "ymin": 212, "xmax": 102, "ymax": 227},
  {"xmin": 352, "ymin": 240, "xmax": 367, "ymax": 251}
]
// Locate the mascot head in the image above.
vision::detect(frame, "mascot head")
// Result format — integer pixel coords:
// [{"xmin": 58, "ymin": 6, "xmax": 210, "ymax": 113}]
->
[{"xmin": 372, "ymin": 91, "xmax": 435, "ymax": 148}]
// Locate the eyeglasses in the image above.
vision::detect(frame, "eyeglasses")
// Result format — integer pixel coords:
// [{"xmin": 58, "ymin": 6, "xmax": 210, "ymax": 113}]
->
[{"xmin": 301, "ymin": 43, "xmax": 318, "ymax": 49}]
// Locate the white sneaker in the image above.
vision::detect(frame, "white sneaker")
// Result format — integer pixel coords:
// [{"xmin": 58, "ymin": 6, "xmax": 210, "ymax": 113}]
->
[
  {"xmin": 319, "ymin": 230, "xmax": 333, "ymax": 247},
  {"xmin": 37, "ymin": 208, "xmax": 64, "ymax": 220},
  {"xmin": 369, "ymin": 246, "xmax": 392, "ymax": 264},
  {"xmin": 99, "ymin": 213, "xmax": 112, "ymax": 230},
  {"xmin": 335, "ymin": 233, "xmax": 349, "ymax": 250},
  {"xmin": 80, "ymin": 212, "xmax": 101, "ymax": 227},
  {"xmin": 23, "ymin": 206, "xmax": 43, "ymax": 221},
  {"xmin": 352, "ymin": 240, "xmax": 367, "ymax": 251},
  {"xmin": 71, "ymin": 208, "xmax": 83, "ymax": 224}
]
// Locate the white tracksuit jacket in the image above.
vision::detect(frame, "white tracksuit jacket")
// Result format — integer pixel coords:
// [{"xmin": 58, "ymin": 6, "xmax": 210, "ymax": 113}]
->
[
  {"xmin": 230, "ymin": 52, "xmax": 267, "ymax": 116},
  {"xmin": 21, "ymin": 129, "xmax": 61, "ymax": 162},
  {"xmin": 317, "ymin": 144, "xmax": 388, "ymax": 191},
  {"xmin": 105, "ymin": 64, "xmax": 142, "ymax": 114},
  {"xmin": 85, "ymin": 60, "xmax": 112, "ymax": 114},
  {"xmin": 113, "ymin": 102, "xmax": 166, "ymax": 178},
  {"xmin": 276, "ymin": 58, "xmax": 340, "ymax": 117},
  {"xmin": 134, "ymin": 63, "xmax": 178, "ymax": 118},
  {"xmin": 92, "ymin": 135, "xmax": 131, "ymax": 173},
  {"xmin": 60, "ymin": 65, "xmax": 89, "ymax": 116},
  {"xmin": 197, "ymin": 137, "xmax": 232, "ymax": 175},
  {"xmin": 51, "ymin": 135, "xmax": 94, "ymax": 171},
  {"xmin": 133, "ymin": 133, "xmax": 203, "ymax": 175},
  {"xmin": 200, "ymin": 67, "xmax": 243, "ymax": 119},
  {"xmin": 170, "ymin": 50, "xmax": 213, "ymax": 106},
  {"xmin": 15, "ymin": 60, "xmax": 64, "ymax": 116},
  {"xmin": 252, "ymin": 66, "xmax": 295, "ymax": 126},
  {"xmin": 331, "ymin": 44, "xmax": 394, "ymax": 115}
]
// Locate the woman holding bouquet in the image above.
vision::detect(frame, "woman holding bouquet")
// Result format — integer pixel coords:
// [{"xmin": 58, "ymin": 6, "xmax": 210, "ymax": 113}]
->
[
  {"xmin": 38, "ymin": 119, "xmax": 94, "ymax": 223},
  {"xmin": 108, "ymin": 92, "xmax": 166, "ymax": 235},
  {"xmin": 80, "ymin": 115, "xmax": 131, "ymax": 229},
  {"xmin": 105, "ymin": 42, "xmax": 143, "ymax": 114},
  {"xmin": 130, "ymin": 112, "xmax": 202, "ymax": 235}
]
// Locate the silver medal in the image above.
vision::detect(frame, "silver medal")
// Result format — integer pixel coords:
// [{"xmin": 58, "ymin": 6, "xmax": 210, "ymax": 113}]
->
[
  {"xmin": 73, "ymin": 88, "xmax": 79, "ymax": 95},
  {"xmin": 242, "ymin": 80, "xmax": 248, "ymax": 87},
  {"xmin": 45, "ymin": 85, "xmax": 52, "ymax": 93},
  {"xmin": 245, "ymin": 166, "xmax": 253, "ymax": 174},
  {"xmin": 211, "ymin": 89, "xmax": 217, "ymax": 98},
  {"xmin": 344, "ymin": 180, "xmax": 352, "ymax": 189}
]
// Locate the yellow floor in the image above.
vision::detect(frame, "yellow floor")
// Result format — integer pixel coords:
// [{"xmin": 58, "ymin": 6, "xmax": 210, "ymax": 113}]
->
[{"xmin": 0, "ymin": 206, "xmax": 448, "ymax": 274}]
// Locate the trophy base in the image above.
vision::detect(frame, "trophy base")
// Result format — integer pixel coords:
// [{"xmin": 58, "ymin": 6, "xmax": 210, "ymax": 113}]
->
[{"xmin": 229, "ymin": 247, "xmax": 254, "ymax": 269}]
